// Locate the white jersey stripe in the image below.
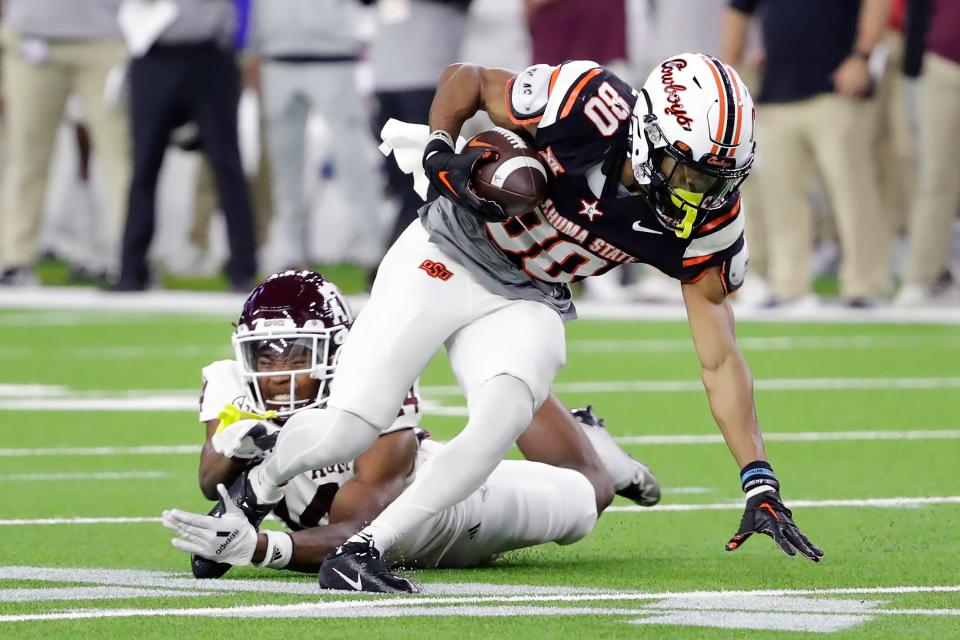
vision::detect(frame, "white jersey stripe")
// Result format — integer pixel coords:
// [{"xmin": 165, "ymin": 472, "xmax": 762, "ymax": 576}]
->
[
  {"xmin": 539, "ymin": 61, "xmax": 601, "ymax": 129},
  {"xmin": 683, "ymin": 210, "xmax": 744, "ymax": 258}
]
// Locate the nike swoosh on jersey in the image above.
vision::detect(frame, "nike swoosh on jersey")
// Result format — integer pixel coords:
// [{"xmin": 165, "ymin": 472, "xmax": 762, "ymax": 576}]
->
[
  {"xmin": 333, "ymin": 567, "xmax": 363, "ymax": 591},
  {"xmin": 631, "ymin": 221, "xmax": 663, "ymax": 235}
]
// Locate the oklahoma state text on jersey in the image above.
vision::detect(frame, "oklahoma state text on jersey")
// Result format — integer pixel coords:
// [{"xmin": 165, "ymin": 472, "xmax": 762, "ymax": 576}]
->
[{"xmin": 489, "ymin": 61, "xmax": 748, "ymax": 293}]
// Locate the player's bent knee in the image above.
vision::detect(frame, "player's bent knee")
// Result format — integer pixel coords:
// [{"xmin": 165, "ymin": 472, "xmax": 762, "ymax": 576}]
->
[{"xmin": 471, "ymin": 374, "xmax": 535, "ymax": 425}]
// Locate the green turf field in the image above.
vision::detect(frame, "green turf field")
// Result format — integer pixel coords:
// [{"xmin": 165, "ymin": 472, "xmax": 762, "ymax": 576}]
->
[{"xmin": 0, "ymin": 306, "xmax": 958, "ymax": 638}]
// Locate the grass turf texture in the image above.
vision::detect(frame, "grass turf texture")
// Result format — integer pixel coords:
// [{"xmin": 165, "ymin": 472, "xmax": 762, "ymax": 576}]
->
[{"xmin": 0, "ymin": 308, "xmax": 958, "ymax": 638}]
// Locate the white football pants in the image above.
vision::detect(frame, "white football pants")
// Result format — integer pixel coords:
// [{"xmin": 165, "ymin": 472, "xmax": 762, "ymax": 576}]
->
[{"xmin": 262, "ymin": 220, "xmax": 565, "ymax": 497}]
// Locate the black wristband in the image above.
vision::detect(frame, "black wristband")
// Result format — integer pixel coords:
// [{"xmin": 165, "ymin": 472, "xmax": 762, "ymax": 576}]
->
[
  {"xmin": 423, "ymin": 131, "xmax": 455, "ymax": 163},
  {"xmin": 740, "ymin": 460, "xmax": 780, "ymax": 493}
]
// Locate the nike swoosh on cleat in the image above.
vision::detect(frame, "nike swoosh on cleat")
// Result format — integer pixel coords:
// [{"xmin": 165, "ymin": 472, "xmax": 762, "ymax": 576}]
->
[
  {"xmin": 631, "ymin": 221, "xmax": 662, "ymax": 235},
  {"xmin": 332, "ymin": 567, "xmax": 363, "ymax": 591}
]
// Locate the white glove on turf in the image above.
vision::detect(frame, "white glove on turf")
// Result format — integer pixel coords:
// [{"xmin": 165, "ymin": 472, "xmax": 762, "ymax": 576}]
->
[{"xmin": 162, "ymin": 484, "xmax": 258, "ymax": 566}]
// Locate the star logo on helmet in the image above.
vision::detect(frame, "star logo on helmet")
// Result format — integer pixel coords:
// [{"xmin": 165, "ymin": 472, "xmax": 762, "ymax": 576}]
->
[{"xmin": 578, "ymin": 199, "xmax": 604, "ymax": 222}]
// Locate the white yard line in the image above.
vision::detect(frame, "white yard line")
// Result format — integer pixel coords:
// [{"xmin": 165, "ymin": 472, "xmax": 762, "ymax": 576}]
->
[
  {"xmin": 569, "ymin": 335, "xmax": 960, "ymax": 353},
  {"xmin": 1, "ymin": 376, "xmax": 958, "ymax": 412},
  {"xmin": 3, "ymin": 496, "xmax": 957, "ymax": 527},
  {"xmin": 0, "ymin": 346, "xmax": 229, "ymax": 359},
  {"xmin": 2, "ymin": 428, "xmax": 957, "ymax": 458},
  {"xmin": 0, "ymin": 397, "xmax": 201, "ymax": 411},
  {"xmin": 0, "ymin": 471, "xmax": 170, "ymax": 482},
  {"xmin": 422, "ymin": 377, "xmax": 960, "ymax": 397},
  {"xmin": 612, "ymin": 429, "xmax": 960, "ymax": 445},
  {"xmin": 3, "ymin": 335, "xmax": 956, "ymax": 360},
  {"xmin": 0, "ymin": 584, "xmax": 958, "ymax": 623},
  {"xmin": 0, "ymin": 517, "xmax": 162, "ymax": 526},
  {"xmin": 0, "ymin": 445, "xmax": 199, "ymax": 457},
  {"xmin": 607, "ymin": 496, "xmax": 960, "ymax": 513},
  {"xmin": 5, "ymin": 285, "xmax": 960, "ymax": 323}
]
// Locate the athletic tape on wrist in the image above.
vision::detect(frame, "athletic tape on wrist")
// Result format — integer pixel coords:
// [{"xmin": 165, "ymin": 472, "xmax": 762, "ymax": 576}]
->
[
  {"xmin": 257, "ymin": 531, "xmax": 293, "ymax": 569},
  {"xmin": 424, "ymin": 130, "xmax": 455, "ymax": 161},
  {"xmin": 429, "ymin": 130, "xmax": 455, "ymax": 149},
  {"xmin": 739, "ymin": 460, "xmax": 780, "ymax": 493}
]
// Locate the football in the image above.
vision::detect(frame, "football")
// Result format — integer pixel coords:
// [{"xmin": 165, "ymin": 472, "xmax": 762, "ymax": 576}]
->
[{"xmin": 469, "ymin": 127, "xmax": 549, "ymax": 218}]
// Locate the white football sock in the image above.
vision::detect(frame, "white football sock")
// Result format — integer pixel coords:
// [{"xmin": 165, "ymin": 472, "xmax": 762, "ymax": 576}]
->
[
  {"xmin": 358, "ymin": 374, "xmax": 534, "ymax": 553},
  {"xmin": 254, "ymin": 407, "xmax": 380, "ymax": 503},
  {"xmin": 577, "ymin": 418, "xmax": 639, "ymax": 492}
]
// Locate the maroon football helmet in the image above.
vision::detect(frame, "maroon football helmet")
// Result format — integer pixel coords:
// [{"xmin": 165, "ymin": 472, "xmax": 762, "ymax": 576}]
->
[{"xmin": 232, "ymin": 270, "xmax": 353, "ymax": 416}]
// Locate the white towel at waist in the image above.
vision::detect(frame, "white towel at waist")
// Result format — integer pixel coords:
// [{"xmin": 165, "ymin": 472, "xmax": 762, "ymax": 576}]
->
[{"xmin": 378, "ymin": 119, "xmax": 466, "ymax": 201}]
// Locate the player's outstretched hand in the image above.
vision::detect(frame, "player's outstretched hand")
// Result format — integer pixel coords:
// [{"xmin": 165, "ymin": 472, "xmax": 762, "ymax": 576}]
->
[
  {"xmin": 211, "ymin": 418, "xmax": 280, "ymax": 459},
  {"xmin": 162, "ymin": 484, "xmax": 258, "ymax": 566},
  {"xmin": 725, "ymin": 489, "xmax": 823, "ymax": 562},
  {"xmin": 423, "ymin": 131, "xmax": 506, "ymax": 222}
]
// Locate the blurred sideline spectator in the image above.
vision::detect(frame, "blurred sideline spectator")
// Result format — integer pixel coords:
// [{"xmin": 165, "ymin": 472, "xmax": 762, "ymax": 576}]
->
[
  {"xmin": 724, "ymin": 0, "xmax": 894, "ymax": 308},
  {"xmin": 182, "ymin": 124, "xmax": 272, "ymax": 276},
  {"xmin": 874, "ymin": 0, "xmax": 916, "ymax": 237},
  {"xmin": 715, "ymin": 3, "xmax": 772, "ymax": 306},
  {"xmin": 249, "ymin": 0, "xmax": 382, "ymax": 274},
  {"xmin": 460, "ymin": 0, "xmax": 529, "ymax": 72},
  {"xmin": 527, "ymin": 0, "xmax": 627, "ymax": 73},
  {"xmin": 370, "ymin": 0, "xmax": 471, "ymax": 255},
  {"xmin": 0, "ymin": 0, "xmax": 129, "ymax": 286},
  {"xmin": 117, "ymin": 0, "xmax": 257, "ymax": 292},
  {"xmin": 629, "ymin": 0, "xmax": 776, "ymax": 305},
  {"xmin": 181, "ymin": 0, "xmax": 272, "ymax": 277},
  {"xmin": 897, "ymin": 0, "xmax": 960, "ymax": 305},
  {"xmin": 38, "ymin": 107, "xmax": 116, "ymax": 283}
]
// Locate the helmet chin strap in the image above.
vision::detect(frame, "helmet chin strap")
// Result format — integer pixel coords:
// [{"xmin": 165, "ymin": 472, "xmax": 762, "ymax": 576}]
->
[{"xmin": 669, "ymin": 189, "xmax": 704, "ymax": 239}]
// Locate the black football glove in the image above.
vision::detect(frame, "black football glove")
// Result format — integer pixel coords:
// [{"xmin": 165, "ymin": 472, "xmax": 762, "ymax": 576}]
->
[
  {"xmin": 423, "ymin": 131, "xmax": 508, "ymax": 222},
  {"xmin": 726, "ymin": 489, "xmax": 823, "ymax": 562}
]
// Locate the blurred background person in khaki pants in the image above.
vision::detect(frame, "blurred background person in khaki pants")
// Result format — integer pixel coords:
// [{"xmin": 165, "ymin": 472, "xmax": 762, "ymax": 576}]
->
[
  {"xmin": 896, "ymin": 0, "xmax": 960, "ymax": 305},
  {"xmin": 723, "ymin": 0, "xmax": 894, "ymax": 308},
  {"xmin": 249, "ymin": 0, "xmax": 382, "ymax": 274},
  {"xmin": 0, "ymin": 0, "xmax": 129, "ymax": 286}
]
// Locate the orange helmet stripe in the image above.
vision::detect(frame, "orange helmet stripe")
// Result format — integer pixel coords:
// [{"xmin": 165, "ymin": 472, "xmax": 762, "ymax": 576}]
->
[
  {"xmin": 702, "ymin": 55, "xmax": 726, "ymax": 155},
  {"xmin": 724, "ymin": 62, "xmax": 745, "ymax": 147}
]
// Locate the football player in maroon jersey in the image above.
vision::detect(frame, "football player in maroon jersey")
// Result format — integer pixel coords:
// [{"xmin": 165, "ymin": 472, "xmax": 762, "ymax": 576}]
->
[{"xmin": 168, "ymin": 270, "xmax": 658, "ymax": 587}]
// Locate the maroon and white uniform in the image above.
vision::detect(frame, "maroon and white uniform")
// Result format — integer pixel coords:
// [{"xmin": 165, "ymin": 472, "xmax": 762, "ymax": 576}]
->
[{"xmin": 199, "ymin": 359, "xmax": 597, "ymax": 568}]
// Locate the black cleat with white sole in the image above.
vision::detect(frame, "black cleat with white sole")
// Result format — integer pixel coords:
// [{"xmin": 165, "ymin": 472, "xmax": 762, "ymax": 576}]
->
[
  {"xmin": 191, "ymin": 468, "xmax": 278, "ymax": 579},
  {"xmin": 319, "ymin": 535, "xmax": 419, "ymax": 594},
  {"xmin": 571, "ymin": 405, "xmax": 662, "ymax": 507}
]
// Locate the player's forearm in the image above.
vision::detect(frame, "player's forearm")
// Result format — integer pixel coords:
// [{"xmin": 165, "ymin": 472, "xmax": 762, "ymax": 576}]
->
[
  {"xmin": 854, "ymin": 0, "xmax": 893, "ymax": 54},
  {"xmin": 701, "ymin": 351, "xmax": 766, "ymax": 468},
  {"xmin": 429, "ymin": 63, "xmax": 485, "ymax": 139},
  {"xmin": 198, "ymin": 446, "xmax": 248, "ymax": 501},
  {"xmin": 251, "ymin": 522, "xmax": 358, "ymax": 573}
]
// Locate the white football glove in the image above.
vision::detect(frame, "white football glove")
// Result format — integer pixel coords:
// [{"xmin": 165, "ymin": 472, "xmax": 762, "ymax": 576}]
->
[
  {"xmin": 211, "ymin": 418, "xmax": 280, "ymax": 459},
  {"xmin": 162, "ymin": 484, "xmax": 258, "ymax": 566}
]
